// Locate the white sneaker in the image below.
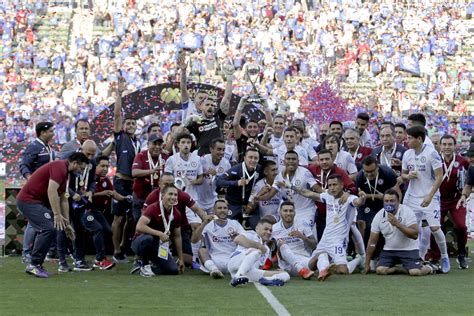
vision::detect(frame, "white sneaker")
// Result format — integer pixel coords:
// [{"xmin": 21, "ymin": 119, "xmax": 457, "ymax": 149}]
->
[{"xmin": 140, "ymin": 264, "xmax": 155, "ymax": 277}]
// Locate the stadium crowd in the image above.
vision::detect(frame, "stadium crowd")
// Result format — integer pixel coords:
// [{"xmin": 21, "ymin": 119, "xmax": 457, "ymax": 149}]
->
[{"xmin": 4, "ymin": 1, "xmax": 474, "ymax": 285}]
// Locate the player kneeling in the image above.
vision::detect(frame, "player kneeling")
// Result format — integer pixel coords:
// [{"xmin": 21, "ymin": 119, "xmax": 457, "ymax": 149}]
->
[
  {"xmin": 272, "ymin": 201, "xmax": 316, "ymax": 280},
  {"xmin": 295, "ymin": 174, "xmax": 366, "ymax": 281},
  {"xmin": 191, "ymin": 199, "xmax": 245, "ymax": 279},
  {"xmin": 227, "ymin": 218, "xmax": 290, "ymax": 287},
  {"xmin": 363, "ymin": 189, "xmax": 437, "ymax": 276}
]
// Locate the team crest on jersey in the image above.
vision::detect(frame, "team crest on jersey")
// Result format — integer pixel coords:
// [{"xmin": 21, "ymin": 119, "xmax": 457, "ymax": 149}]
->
[
  {"xmin": 377, "ymin": 179, "xmax": 384, "ymax": 185},
  {"xmin": 408, "ymin": 165, "xmax": 415, "ymax": 171},
  {"xmin": 295, "ymin": 180, "xmax": 301, "ymax": 186},
  {"xmin": 198, "ymin": 126, "xmax": 204, "ymax": 132},
  {"xmin": 227, "ymin": 227, "xmax": 235, "ymax": 235},
  {"xmin": 364, "ymin": 208, "xmax": 371, "ymax": 214},
  {"xmin": 454, "ymin": 161, "xmax": 459, "ymax": 168},
  {"xmin": 357, "ymin": 153, "xmax": 362, "ymax": 159},
  {"xmin": 420, "ymin": 157, "xmax": 426, "ymax": 163},
  {"xmin": 102, "ymin": 182, "xmax": 107, "ymax": 188},
  {"xmin": 396, "ymin": 152, "xmax": 401, "ymax": 158},
  {"xmin": 217, "ymin": 167, "xmax": 224, "ymax": 173},
  {"xmin": 191, "ymin": 161, "xmax": 198, "ymax": 168},
  {"xmin": 228, "ymin": 210, "xmax": 232, "ymax": 216},
  {"xmin": 44, "ymin": 213, "xmax": 52, "ymax": 219},
  {"xmin": 87, "ymin": 215, "xmax": 94, "ymax": 222}
]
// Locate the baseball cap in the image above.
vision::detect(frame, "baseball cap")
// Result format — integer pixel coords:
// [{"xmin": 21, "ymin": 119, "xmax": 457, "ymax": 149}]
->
[
  {"xmin": 35, "ymin": 121, "xmax": 54, "ymax": 134},
  {"xmin": 148, "ymin": 133, "xmax": 164, "ymax": 143}
]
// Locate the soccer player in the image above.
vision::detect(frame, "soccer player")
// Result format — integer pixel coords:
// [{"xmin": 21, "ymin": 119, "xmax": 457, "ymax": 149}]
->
[
  {"xmin": 19, "ymin": 121, "xmax": 56, "ymax": 263},
  {"xmin": 17, "ymin": 152, "xmax": 89, "ymax": 278},
  {"xmin": 191, "ymin": 199, "xmax": 244, "ymax": 278},
  {"xmin": 216, "ymin": 148, "xmax": 261, "ymax": 222},
  {"xmin": 295, "ymin": 175, "xmax": 366, "ymax": 281},
  {"xmin": 355, "ymin": 112, "xmax": 374, "ymax": 148},
  {"xmin": 400, "ymin": 126, "xmax": 449, "ymax": 272},
  {"xmin": 196, "ymin": 138, "xmax": 231, "ymax": 214},
  {"xmin": 132, "ymin": 185, "xmax": 185, "ymax": 277},
  {"xmin": 364, "ymin": 190, "xmax": 436, "ymax": 276},
  {"xmin": 110, "ymin": 81, "xmax": 141, "ymax": 263},
  {"xmin": 371, "ymin": 126, "xmax": 406, "ymax": 176},
  {"xmin": 432, "ymin": 135, "xmax": 470, "ymax": 269},
  {"xmin": 323, "ymin": 133, "xmax": 358, "ymax": 180},
  {"xmin": 132, "ymin": 134, "xmax": 168, "ymax": 221},
  {"xmin": 343, "ymin": 128, "xmax": 372, "ymax": 170},
  {"xmin": 178, "ymin": 51, "xmax": 234, "ymax": 155},
  {"xmin": 227, "ymin": 218, "xmax": 291, "ymax": 287},
  {"xmin": 406, "ymin": 113, "xmax": 434, "ymax": 147},
  {"xmin": 272, "ymin": 201, "xmax": 316, "ymax": 279}
]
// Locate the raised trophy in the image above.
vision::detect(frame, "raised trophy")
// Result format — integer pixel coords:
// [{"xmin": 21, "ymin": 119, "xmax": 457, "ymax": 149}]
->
[{"xmin": 245, "ymin": 64, "xmax": 263, "ymax": 103}]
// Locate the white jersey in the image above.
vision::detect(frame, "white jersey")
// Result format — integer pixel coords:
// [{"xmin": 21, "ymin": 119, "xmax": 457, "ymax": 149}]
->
[
  {"xmin": 231, "ymin": 230, "xmax": 270, "ymax": 265},
  {"xmin": 274, "ymin": 145, "xmax": 310, "ymax": 172},
  {"xmin": 202, "ymin": 219, "xmax": 245, "ymax": 258},
  {"xmin": 250, "ymin": 178, "xmax": 283, "ymax": 220},
  {"xmin": 402, "ymin": 145, "xmax": 442, "ymax": 203},
  {"xmin": 269, "ymin": 135, "xmax": 284, "ymax": 149},
  {"xmin": 371, "ymin": 205, "xmax": 418, "ymax": 251},
  {"xmin": 301, "ymin": 138, "xmax": 318, "ymax": 160},
  {"xmin": 224, "ymin": 142, "xmax": 237, "ymax": 164},
  {"xmin": 182, "ymin": 99, "xmax": 199, "ymax": 119},
  {"xmin": 272, "ymin": 220, "xmax": 313, "ymax": 257},
  {"xmin": 164, "ymin": 152, "xmax": 203, "ymax": 202},
  {"xmin": 334, "ymin": 150, "xmax": 358, "ymax": 175},
  {"xmin": 280, "ymin": 167, "xmax": 317, "ymax": 225},
  {"xmin": 319, "ymin": 193, "xmax": 357, "ymax": 244},
  {"xmin": 196, "ymin": 154, "xmax": 231, "ymax": 210}
]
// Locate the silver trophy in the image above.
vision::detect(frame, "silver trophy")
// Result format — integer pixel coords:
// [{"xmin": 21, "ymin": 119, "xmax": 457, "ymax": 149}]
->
[{"xmin": 245, "ymin": 64, "xmax": 263, "ymax": 103}]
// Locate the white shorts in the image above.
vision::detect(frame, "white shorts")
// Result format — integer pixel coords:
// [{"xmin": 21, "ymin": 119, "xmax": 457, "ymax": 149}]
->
[
  {"xmin": 186, "ymin": 207, "xmax": 202, "ymax": 225},
  {"xmin": 405, "ymin": 196, "xmax": 441, "ymax": 227},
  {"xmin": 210, "ymin": 255, "xmax": 230, "ymax": 274},
  {"xmin": 227, "ymin": 250, "xmax": 264, "ymax": 281},
  {"xmin": 312, "ymin": 237, "xmax": 348, "ymax": 265},
  {"xmin": 278, "ymin": 254, "xmax": 311, "ymax": 276}
]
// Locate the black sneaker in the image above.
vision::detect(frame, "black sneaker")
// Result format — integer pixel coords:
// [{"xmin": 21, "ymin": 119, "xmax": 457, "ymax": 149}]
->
[
  {"xmin": 74, "ymin": 260, "xmax": 94, "ymax": 271},
  {"xmin": 457, "ymin": 255, "xmax": 469, "ymax": 269},
  {"xmin": 112, "ymin": 253, "xmax": 129, "ymax": 264},
  {"xmin": 130, "ymin": 259, "xmax": 143, "ymax": 274},
  {"xmin": 45, "ymin": 251, "xmax": 59, "ymax": 262}
]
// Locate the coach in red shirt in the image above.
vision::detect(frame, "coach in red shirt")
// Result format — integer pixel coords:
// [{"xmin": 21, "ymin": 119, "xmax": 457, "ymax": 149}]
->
[
  {"xmin": 132, "ymin": 185, "xmax": 184, "ymax": 277},
  {"xmin": 17, "ymin": 152, "xmax": 89, "ymax": 278}
]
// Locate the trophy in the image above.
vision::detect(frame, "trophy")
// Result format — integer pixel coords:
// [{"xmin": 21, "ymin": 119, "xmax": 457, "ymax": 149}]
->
[{"xmin": 245, "ymin": 64, "xmax": 263, "ymax": 103}]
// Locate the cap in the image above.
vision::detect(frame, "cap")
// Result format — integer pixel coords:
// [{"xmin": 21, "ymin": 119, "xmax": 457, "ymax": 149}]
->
[
  {"xmin": 35, "ymin": 121, "xmax": 54, "ymax": 134},
  {"xmin": 148, "ymin": 133, "xmax": 164, "ymax": 143}
]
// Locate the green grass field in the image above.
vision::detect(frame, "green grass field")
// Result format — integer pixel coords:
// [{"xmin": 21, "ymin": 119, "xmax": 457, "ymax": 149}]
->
[{"xmin": 0, "ymin": 252, "xmax": 473, "ymax": 316}]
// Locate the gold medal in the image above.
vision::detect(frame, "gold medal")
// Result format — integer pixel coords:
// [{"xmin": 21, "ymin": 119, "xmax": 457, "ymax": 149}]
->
[
  {"xmin": 153, "ymin": 174, "xmax": 159, "ymax": 180},
  {"xmin": 64, "ymin": 193, "xmax": 70, "ymax": 198},
  {"xmin": 79, "ymin": 181, "xmax": 84, "ymax": 187}
]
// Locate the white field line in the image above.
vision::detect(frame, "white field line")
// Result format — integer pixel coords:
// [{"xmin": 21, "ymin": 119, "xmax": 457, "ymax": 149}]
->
[{"xmin": 254, "ymin": 283, "xmax": 291, "ymax": 316}]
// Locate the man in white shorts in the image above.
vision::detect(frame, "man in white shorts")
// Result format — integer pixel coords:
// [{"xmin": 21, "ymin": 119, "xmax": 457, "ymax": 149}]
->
[
  {"xmin": 227, "ymin": 218, "xmax": 290, "ymax": 287},
  {"xmin": 295, "ymin": 174, "xmax": 366, "ymax": 281},
  {"xmin": 191, "ymin": 199, "xmax": 244, "ymax": 278},
  {"xmin": 272, "ymin": 201, "xmax": 316, "ymax": 280},
  {"xmin": 400, "ymin": 126, "xmax": 449, "ymax": 273}
]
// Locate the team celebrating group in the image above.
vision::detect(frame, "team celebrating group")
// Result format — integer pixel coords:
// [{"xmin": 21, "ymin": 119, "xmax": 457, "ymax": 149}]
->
[{"xmin": 16, "ymin": 55, "xmax": 473, "ymax": 286}]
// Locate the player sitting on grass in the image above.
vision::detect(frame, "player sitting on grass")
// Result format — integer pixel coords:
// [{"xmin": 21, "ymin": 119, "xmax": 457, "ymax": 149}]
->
[
  {"xmin": 227, "ymin": 218, "xmax": 290, "ymax": 287},
  {"xmin": 272, "ymin": 201, "xmax": 316, "ymax": 280},
  {"xmin": 191, "ymin": 199, "xmax": 244, "ymax": 279},
  {"xmin": 295, "ymin": 174, "xmax": 366, "ymax": 281},
  {"xmin": 363, "ymin": 189, "xmax": 437, "ymax": 276}
]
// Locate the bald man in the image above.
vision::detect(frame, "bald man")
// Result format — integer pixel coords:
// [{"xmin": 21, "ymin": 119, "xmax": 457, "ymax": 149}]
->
[{"xmin": 57, "ymin": 140, "xmax": 99, "ymax": 272}]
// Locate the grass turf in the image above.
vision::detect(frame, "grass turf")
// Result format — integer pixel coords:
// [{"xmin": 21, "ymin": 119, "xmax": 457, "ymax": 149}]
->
[{"xmin": 0, "ymin": 253, "xmax": 473, "ymax": 316}]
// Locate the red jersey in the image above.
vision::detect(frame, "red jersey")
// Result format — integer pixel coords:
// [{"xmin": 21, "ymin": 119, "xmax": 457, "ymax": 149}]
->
[
  {"xmin": 93, "ymin": 175, "xmax": 114, "ymax": 211},
  {"xmin": 440, "ymin": 155, "xmax": 470, "ymax": 204},
  {"xmin": 139, "ymin": 201, "xmax": 181, "ymax": 236},
  {"xmin": 144, "ymin": 188, "xmax": 195, "ymax": 228},
  {"xmin": 349, "ymin": 146, "xmax": 373, "ymax": 169},
  {"xmin": 132, "ymin": 151, "xmax": 168, "ymax": 200},
  {"xmin": 17, "ymin": 160, "xmax": 69, "ymax": 206},
  {"xmin": 308, "ymin": 165, "xmax": 357, "ymax": 216}
]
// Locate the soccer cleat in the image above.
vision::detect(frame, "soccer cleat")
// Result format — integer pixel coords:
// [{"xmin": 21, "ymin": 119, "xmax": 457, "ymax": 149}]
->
[
  {"xmin": 261, "ymin": 258, "xmax": 273, "ymax": 270},
  {"xmin": 298, "ymin": 267, "xmax": 314, "ymax": 280},
  {"xmin": 58, "ymin": 261, "xmax": 72, "ymax": 273},
  {"xmin": 230, "ymin": 276, "xmax": 249, "ymax": 287},
  {"xmin": 318, "ymin": 263, "xmax": 336, "ymax": 282},
  {"xmin": 210, "ymin": 269, "xmax": 224, "ymax": 279},
  {"xmin": 130, "ymin": 260, "xmax": 143, "ymax": 274},
  {"xmin": 93, "ymin": 258, "xmax": 116, "ymax": 270},
  {"xmin": 112, "ymin": 253, "xmax": 129, "ymax": 264},
  {"xmin": 25, "ymin": 264, "xmax": 49, "ymax": 278},
  {"xmin": 74, "ymin": 260, "xmax": 94, "ymax": 271},
  {"xmin": 140, "ymin": 264, "xmax": 155, "ymax": 277},
  {"xmin": 457, "ymin": 255, "xmax": 469, "ymax": 269},
  {"xmin": 440, "ymin": 257, "xmax": 451, "ymax": 273},
  {"xmin": 426, "ymin": 262, "xmax": 439, "ymax": 274},
  {"xmin": 259, "ymin": 278, "xmax": 285, "ymax": 286}
]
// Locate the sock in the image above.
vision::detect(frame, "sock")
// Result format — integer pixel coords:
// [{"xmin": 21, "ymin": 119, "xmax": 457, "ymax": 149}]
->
[
  {"xmin": 351, "ymin": 224, "xmax": 366, "ymax": 255},
  {"xmin": 236, "ymin": 250, "xmax": 260, "ymax": 277},
  {"xmin": 418, "ymin": 225, "xmax": 431, "ymax": 260},
  {"xmin": 191, "ymin": 242, "xmax": 200, "ymax": 262},
  {"xmin": 316, "ymin": 253, "xmax": 329, "ymax": 271},
  {"xmin": 432, "ymin": 229, "xmax": 448, "ymax": 259},
  {"xmin": 268, "ymin": 271, "xmax": 290, "ymax": 282},
  {"xmin": 204, "ymin": 260, "xmax": 218, "ymax": 272},
  {"xmin": 279, "ymin": 244, "xmax": 300, "ymax": 270},
  {"xmin": 347, "ymin": 256, "xmax": 361, "ymax": 274}
]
